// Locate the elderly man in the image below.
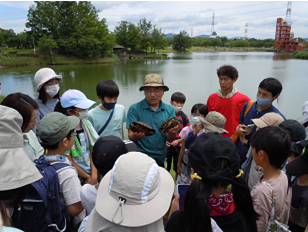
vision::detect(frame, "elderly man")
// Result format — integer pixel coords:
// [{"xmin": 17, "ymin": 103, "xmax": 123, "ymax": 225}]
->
[{"xmin": 127, "ymin": 74, "xmax": 179, "ymax": 167}]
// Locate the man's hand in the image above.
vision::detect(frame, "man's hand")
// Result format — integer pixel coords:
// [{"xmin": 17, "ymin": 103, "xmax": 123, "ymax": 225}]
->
[
  {"xmin": 168, "ymin": 194, "xmax": 180, "ymax": 219},
  {"xmin": 133, "ymin": 131, "xmax": 146, "ymax": 139},
  {"xmin": 128, "ymin": 129, "xmax": 145, "ymax": 142},
  {"xmin": 168, "ymin": 124, "xmax": 180, "ymax": 134},
  {"xmin": 236, "ymin": 124, "xmax": 247, "ymax": 136},
  {"xmin": 171, "ymin": 139, "xmax": 181, "ymax": 147},
  {"xmin": 166, "ymin": 141, "xmax": 171, "ymax": 149}
]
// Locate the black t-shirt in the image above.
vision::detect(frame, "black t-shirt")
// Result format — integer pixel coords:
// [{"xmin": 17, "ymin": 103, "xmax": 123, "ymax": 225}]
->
[{"xmin": 166, "ymin": 207, "xmax": 257, "ymax": 232}]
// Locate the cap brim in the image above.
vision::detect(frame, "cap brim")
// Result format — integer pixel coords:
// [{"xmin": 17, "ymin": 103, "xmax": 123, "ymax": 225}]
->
[
  {"xmin": 95, "ymin": 167, "xmax": 174, "ymax": 227},
  {"xmin": 139, "ymin": 85, "xmax": 169, "ymax": 92},
  {"xmin": 251, "ymin": 118, "xmax": 267, "ymax": 129},
  {"xmin": 199, "ymin": 117, "xmax": 228, "ymax": 134},
  {"xmin": 123, "ymin": 140, "xmax": 138, "ymax": 152},
  {"xmin": 37, "ymin": 75, "xmax": 62, "ymax": 91},
  {"xmin": 74, "ymin": 99, "xmax": 96, "ymax": 109},
  {"xmin": 68, "ymin": 115, "xmax": 80, "ymax": 130},
  {"xmin": 286, "ymin": 156, "xmax": 308, "ymax": 176}
]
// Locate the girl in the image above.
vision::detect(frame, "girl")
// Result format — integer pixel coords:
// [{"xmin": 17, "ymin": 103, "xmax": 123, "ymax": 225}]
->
[
  {"xmin": 34, "ymin": 68, "xmax": 62, "ymax": 134},
  {"xmin": 1, "ymin": 93, "xmax": 44, "ymax": 162},
  {"xmin": 55, "ymin": 89, "xmax": 98, "ymax": 185}
]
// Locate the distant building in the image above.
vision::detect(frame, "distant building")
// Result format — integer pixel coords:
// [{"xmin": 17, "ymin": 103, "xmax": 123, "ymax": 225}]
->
[
  {"xmin": 209, "ymin": 31, "xmax": 218, "ymax": 39},
  {"xmin": 113, "ymin": 45, "xmax": 125, "ymax": 53},
  {"xmin": 273, "ymin": 18, "xmax": 306, "ymax": 51}
]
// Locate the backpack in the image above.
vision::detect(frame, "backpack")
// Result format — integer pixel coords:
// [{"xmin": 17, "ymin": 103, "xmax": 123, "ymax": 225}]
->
[
  {"xmin": 179, "ymin": 111, "xmax": 187, "ymax": 128},
  {"xmin": 13, "ymin": 156, "xmax": 71, "ymax": 232}
]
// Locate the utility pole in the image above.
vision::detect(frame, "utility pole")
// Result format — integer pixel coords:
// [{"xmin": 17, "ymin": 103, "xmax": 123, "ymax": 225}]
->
[{"xmin": 244, "ymin": 23, "xmax": 248, "ymax": 40}]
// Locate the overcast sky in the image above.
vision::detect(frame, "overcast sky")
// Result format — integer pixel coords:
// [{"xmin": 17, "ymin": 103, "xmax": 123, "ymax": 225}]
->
[{"xmin": 0, "ymin": 1, "xmax": 307, "ymax": 39}]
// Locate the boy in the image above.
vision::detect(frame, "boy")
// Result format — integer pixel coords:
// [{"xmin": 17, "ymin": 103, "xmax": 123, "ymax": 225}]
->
[
  {"xmin": 166, "ymin": 92, "xmax": 190, "ymax": 174},
  {"xmin": 250, "ymin": 126, "xmax": 291, "ymax": 232},
  {"xmin": 88, "ymin": 80, "xmax": 126, "ymax": 139},
  {"xmin": 36, "ymin": 112, "xmax": 85, "ymax": 224},
  {"xmin": 206, "ymin": 65, "xmax": 250, "ymax": 138},
  {"xmin": 286, "ymin": 142, "xmax": 308, "ymax": 232},
  {"xmin": 236, "ymin": 77, "xmax": 285, "ymax": 164}
]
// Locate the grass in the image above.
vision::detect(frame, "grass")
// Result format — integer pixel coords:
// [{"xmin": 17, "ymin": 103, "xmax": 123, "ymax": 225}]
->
[
  {"xmin": 293, "ymin": 51, "xmax": 308, "ymax": 59},
  {"xmin": 0, "ymin": 96, "xmax": 5, "ymax": 103}
]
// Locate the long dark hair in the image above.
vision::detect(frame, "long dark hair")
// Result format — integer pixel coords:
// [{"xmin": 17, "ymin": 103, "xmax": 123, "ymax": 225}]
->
[
  {"xmin": 54, "ymin": 101, "xmax": 75, "ymax": 116},
  {"xmin": 38, "ymin": 86, "xmax": 60, "ymax": 105},
  {"xmin": 183, "ymin": 178, "xmax": 212, "ymax": 232}
]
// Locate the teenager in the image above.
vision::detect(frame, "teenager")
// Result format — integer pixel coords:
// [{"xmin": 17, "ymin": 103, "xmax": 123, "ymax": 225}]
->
[
  {"xmin": 206, "ymin": 65, "xmax": 250, "ymax": 138},
  {"xmin": 34, "ymin": 68, "xmax": 62, "ymax": 134},
  {"xmin": 1, "ymin": 93, "xmax": 44, "ymax": 162},
  {"xmin": 88, "ymin": 80, "xmax": 126, "ymax": 139},
  {"xmin": 250, "ymin": 126, "xmax": 291, "ymax": 232}
]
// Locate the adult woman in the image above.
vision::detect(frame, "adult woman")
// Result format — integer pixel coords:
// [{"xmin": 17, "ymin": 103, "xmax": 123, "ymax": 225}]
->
[
  {"xmin": 33, "ymin": 68, "xmax": 62, "ymax": 134},
  {"xmin": 167, "ymin": 132, "xmax": 258, "ymax": 232},
  {"xmin": 1, "ymin": 93, "xmax": 44, "ymax": 162}
]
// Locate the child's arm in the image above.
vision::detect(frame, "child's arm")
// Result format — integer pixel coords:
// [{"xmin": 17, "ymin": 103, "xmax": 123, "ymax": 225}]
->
[
  {"xmin": 89, "ymin": 149, "xmax": 98, "ymax": 185},
  {"xmin": 177, "ymin": 140, "xmax": 186, "ymax": 176},
  {"xmin": 67, "ymin": 201, "xmax": 84, "ymax": 217},
  {"xmin": 122, "ymin": 127, "xmax": 125, "ymax": 140},
  {"xmin": 67, "ymin": 154, "xmax": 91, "ymax": 182},
  {"xmin": 171, "ymin": 138, "xmax": 182, "ymax": 147}
]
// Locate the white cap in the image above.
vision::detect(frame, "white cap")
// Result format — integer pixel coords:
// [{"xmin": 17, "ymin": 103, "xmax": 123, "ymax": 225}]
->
[{"xmin": 34, "ymin": 68, "xmax": 62, "ymax": 92}]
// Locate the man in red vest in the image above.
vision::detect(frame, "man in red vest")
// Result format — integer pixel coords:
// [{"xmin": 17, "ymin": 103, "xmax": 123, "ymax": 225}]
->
[{"xmin": 206, "ymin": 65, "xmax": 250, "ymax": 138}]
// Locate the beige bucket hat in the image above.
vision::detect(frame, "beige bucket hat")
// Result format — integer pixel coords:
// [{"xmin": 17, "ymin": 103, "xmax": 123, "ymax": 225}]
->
[
  {"xmin": 199, "ymin": 111, "xmax": 228, "ymax": 134},
  {"xmin": 139, "ymin": 74, "xmax": 169, "ymax": 91},
  {"xmin": 95, "ymin": 152, "xmax": 174, "ymax": 227},
  {"xmin": 34, "ymin": 68, "xmax": 62, "ymax": 92},
  {"xmin": 251, "ymin": 112, "xmax": 284, "ymax": 129},
  {"xmin": 0, "ymin": 106, "xmax": 42, "ymax": 191}
]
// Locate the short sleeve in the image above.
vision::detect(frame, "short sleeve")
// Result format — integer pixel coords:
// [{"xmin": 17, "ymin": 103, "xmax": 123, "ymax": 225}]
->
[
  {"xmin": 180, "ymin": 126, "xmax": 191, "ymax": 140},
  {"xmin": 122, "ymin": 106, "xmax": 127, "ymax": 123},
  {"xmin": 126, "ymin": 105, "xmax": 139, "ymax": 129},
  {"xmin": 87, "ymin": 109, "xmax": 94, "ymax": 125}
]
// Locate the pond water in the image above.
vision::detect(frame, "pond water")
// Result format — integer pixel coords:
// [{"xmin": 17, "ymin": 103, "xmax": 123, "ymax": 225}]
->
[{"xmin": 1, "ymin": 52, "xmax": 307, "ymax": 138}]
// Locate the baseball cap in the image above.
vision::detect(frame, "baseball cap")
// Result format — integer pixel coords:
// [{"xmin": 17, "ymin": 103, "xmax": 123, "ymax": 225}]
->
[
  {"xmin": 34, "ymin": 68, "xmax": 62, "ymax": 92},
  {"xmin": 199, "ymin": 111, "xmax": 228, "ymax": 134},
  {"xmin": 37, "ymin": 112, "xmax": 80, "ymax": 145},
  {"xmin": 95, "ymin": 152, "xmax": 174, "ymax": 227},
  {"xmin": 61, "ymin": 89, "xmax": 96, "ymax": 109},
  {"xmin": 251, "ymin": 112, "xmax": 284, "ymax": 128},
  {"xmin": 92, "ymin": 136, "xmax": 138, "ymax": 176},
  {"xmin": 286, "ymin": 141, "xmax": 308, "ymax": 176},
  {"xmin": 279, "ymin": 119, "xmax": 306, "ymax": 141},
  {"xmin": 188, "ymin": 132, "xmax": 241, "ymax": 199},
  {"xmin": 290, "ymin": 140, "xmax": 308, "ymax": 156}
]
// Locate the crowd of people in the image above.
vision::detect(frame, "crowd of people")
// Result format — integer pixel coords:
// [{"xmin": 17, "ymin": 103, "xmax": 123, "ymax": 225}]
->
[{"xmin": 0, "ymin": 65, "xmax": 308, "ymax": 232}]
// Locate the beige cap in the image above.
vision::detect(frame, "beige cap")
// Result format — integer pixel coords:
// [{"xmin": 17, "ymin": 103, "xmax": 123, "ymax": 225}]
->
[
  {"xmin": 34, "ymin": 68, "xmax": 62, "ymax": 92},
  {"xmin": 0, "ymin": 106, "xmax": 42, "ymax": 191},
  {"xmin": 199, "ymin": 111, "xmax": 228, "ymax": 134},
  {"xmin": 95, "ymin": 152, "xmax": 174, "ymax": 227},
  {"xmin": 139, "ymin": 74, "xmax": 169, "ymax": 91},
  {"xmin": 251, "ymin": 112, "xmax": 284, "ymax": 128}
]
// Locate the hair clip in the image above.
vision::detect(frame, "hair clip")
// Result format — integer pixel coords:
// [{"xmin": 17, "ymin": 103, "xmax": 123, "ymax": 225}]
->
[
  {"xmin": 235, "ymin": 169, "xmax": 244, "ymax": 178},
  {"xmin": 191, "ymin": 172, "xmax": 202, "ymax": 180}
]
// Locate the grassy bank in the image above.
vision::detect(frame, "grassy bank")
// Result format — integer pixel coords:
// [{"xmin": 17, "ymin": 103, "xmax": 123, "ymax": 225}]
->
[
  {"xmin": 293, "ymin": 51, "xmax": 308, "ymax": 59},
  {"xmin": 158, "ymin": 46, "xmax": 267, "ymax": 53},
  {"xmin": 0, "ymin": 96, "xmax": 5, "ymax": 103}
]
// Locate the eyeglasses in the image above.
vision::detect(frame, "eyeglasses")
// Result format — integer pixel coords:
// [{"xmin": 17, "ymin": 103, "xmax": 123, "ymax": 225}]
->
[{"xmin": 144, "ymin": 89, "xmax": 163, "ymax": 95}]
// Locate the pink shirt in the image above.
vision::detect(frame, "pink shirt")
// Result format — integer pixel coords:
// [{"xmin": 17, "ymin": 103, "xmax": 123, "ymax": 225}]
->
[{"xmin": 180, "ymin": 126, "xmax": 204, "ymax": 150}]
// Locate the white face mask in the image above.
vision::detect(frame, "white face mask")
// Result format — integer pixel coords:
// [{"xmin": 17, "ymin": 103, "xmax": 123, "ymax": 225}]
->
[
  {"xmin": 191, "ymin": 116, "xmax": 201, "ymax": 125},
  {"xmin": 173, "ymin": 106, "xmax": 182, "ymax": 113},
  {"xmin": 78, "ymin": 109, "xmax": 88, "ymax": 120},
  {"xmin": 45, "ymin": 84, "xmax": 60, "ymax": 97}
]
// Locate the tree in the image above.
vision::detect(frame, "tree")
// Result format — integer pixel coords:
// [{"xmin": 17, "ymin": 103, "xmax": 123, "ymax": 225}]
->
[
  {"xmin": 127, "ymin": 23, "xmax": 140, "ymax": 51},
  {"xmin": 150, "ymin": 26, "xmax": 166, "ymax": 52},
  {"xmin": 173, "ymin": 31, "xmax": 192, "ymax": 51},
  {"xmin": 114, "ymin": 21, "xmax": 129, "ymax": 50},
  {"xmin": 211, "ymin": 38, "xmax": 222, "ymax": 47},
  {"xmin": 38, "ymin": 35, "xmax": 58, "ymax": 63},
  {"xmin": 0, "ymin": 35, "xmax": 5, "ymax": 45},
  {"xmin": 195, "ymin": 37, "xmax": 204, "ymax": 46},
  {"xmin": 201, "ymin": 39, "xmax": 210, "ymax": 47},
  {"xmin": 138, "ymin": 18, "xmax": 152, "ymax": 53}
]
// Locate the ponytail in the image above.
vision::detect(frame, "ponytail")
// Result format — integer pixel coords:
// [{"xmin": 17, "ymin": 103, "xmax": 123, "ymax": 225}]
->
[{"xmin": 183, "ymin": 178, "xmax": 212, "ymax": 232}]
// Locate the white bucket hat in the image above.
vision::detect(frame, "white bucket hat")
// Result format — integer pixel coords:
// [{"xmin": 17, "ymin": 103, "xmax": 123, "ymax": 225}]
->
[
  {"xmin": 95, "ymin": 152, "xmax": 174, "ymax": 227},
  {"xmin": 0, "ymin": 106, "xmax": 42, "ymax": 191},
  {"xmin": 34, "ymin": 68, "xmax": 62, "ymax": 92}
]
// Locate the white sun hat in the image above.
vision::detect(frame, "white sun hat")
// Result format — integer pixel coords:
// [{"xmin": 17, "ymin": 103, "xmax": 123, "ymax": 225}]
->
[
  {"xmin": 95, "ymin": 151, "xmax": 174, "ymax": 227},
  {"xmin": 34, "ymin": 68, "xmax": 62, "ymax": 92}
]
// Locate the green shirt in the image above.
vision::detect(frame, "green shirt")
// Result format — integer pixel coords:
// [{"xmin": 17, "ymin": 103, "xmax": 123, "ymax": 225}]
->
[
  {"xmin": 23, "ymin": 130, "xmax": 44, "ymax": 162},
  {"xmin": 126, "ymin": 98, "xmax": 176, "ymax": 164}
]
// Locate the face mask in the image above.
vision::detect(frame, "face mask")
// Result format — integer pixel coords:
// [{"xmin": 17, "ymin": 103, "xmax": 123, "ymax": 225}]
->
[
  {"xmin": 45, "ymin": 84, "xmax": 60, "ymax": 97},
  {"xmin": 191, "ymin": 116, "xmax": 201, "ymax": 125},
  {"xmin": 256, "ymin": 96, "xmax": 273, "ymax": 107},
  {"xmin": 173, "ymin": 106, "xmax": 182, "ymax": 113},
  {"xmin": 103, "ymin": 101, "xmax": 116, "ymax": 110},
  {"xmin": 78, "ymin": 109, "xmax": 88, "ymax": 120}
]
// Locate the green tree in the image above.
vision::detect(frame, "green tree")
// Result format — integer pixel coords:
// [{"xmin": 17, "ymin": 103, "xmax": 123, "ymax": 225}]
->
[
  {"xmin": 127, "ymin": 23, "xmax": 140, "ymax": 51},
  {"xmin": 195, "ymin": 37, "xmax": 204, "ymax": 46},
  {"xmin": 201, "ymin": 39, "xmax": 210, "ymax": 47},
  {"xmin": 0, "ymin": 35, "xmax": 5, "ymax": 45},
  {"xmin": 38, "ymin": 35, "xmax": 58, "ymax": 63},
  {"xmin": 138, "ymin": 18, "xmax": 152, "ymax": 53},
  {"xmin": 114, "ymin": 21, "xmax": 129, "ymax": 50},
  {"xmin": 211, "ymin": 38, "xmax": 222, "ymax": 47},
  {"xmin": 173, "ymin": 31, "xmax": 192, "ymax": 51}
]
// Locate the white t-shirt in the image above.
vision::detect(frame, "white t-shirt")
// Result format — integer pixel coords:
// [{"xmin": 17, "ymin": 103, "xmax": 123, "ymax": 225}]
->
[{"xmin": 80, "ymin": 184, "xmax": 98, "ymax": 215}]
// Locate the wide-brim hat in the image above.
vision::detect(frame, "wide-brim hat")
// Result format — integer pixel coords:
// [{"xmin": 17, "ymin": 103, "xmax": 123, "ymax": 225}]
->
[
  {"xmin": 95, "ymin": 152, "xmax": 174, "ymax": 227},
  {"xmin": 34, "ymin": 68, "xmax": 62, "ymax": 92},
  {"xmin": 286, "ymin": 142, "xmax": 308, "ymax": 176},
  {"xmin": 139, "ymin": 74, "xmax": 169, "ymax": 92},
  {"xmin": 0, "ymin": 106, "xmax": 42, "ymax": 191},
  {"xmin": 199, "ymin": 112, "xmax": 228, "ymax": 134},
  {"xmin": 61, "ymin": 89, "xmax": 96, "ymax": 109},
  {"xmin": 251, "ymin": 112, "xmax": 285, "ymax": 129}
]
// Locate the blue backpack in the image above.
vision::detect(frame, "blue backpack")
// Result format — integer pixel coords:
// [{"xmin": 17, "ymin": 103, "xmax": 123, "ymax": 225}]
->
[{"xmin": 13, "ymin": 156, "xmax": 70, "ymax": 232}]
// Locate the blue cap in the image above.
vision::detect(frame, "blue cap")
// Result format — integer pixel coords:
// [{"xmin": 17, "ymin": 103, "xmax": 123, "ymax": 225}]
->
[{"xmin": 61, "ymin": 89, "xmax": 96, "ymax": 109}]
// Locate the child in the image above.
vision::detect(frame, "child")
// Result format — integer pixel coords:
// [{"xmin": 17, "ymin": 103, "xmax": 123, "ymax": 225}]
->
[
  {"xmin": 166, "ymin": 92, "xmax": 191, "ymax": 174},
  {"xmin": 36, "ymin": 112, "xmax": 85, "ymax": 225},
  {"xmin": 55, "ymin": 89, "xmax": 98, "ymax": 185},
  {"xmin": 250, "ymin": 126, "xmax": 292, "ymax": 232},
  {"xmin": 286, "ymin": 142, "xmax": 308, "ymax": 232},
  {"xmin": 175, "ymin": 104, "xmax": 207, "ymax": 186},
  {"xmin": 88, "ymin": 80, "xmax": 126, "ymax": 139}
]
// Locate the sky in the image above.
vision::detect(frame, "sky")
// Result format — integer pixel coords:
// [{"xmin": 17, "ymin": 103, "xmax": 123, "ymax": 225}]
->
[{"xmin": 0, "ymin": 1, "xmax": 307, "ymax": 39}]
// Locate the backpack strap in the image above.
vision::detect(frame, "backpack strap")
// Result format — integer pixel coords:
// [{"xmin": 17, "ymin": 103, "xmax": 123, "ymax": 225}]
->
[{"xmin": 180, "ymin": 111, "xmax": 187, "ymax": 128}]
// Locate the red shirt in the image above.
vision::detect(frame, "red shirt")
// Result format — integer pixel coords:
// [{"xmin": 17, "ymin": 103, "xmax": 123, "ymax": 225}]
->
[{"xmin": 206, "ymin": 92, "xmax": 250, "ymax": 137}]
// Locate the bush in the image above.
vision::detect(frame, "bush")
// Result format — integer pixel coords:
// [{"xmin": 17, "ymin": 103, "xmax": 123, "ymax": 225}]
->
[{"xmin": 293, "ymin": 51, "xmax": 308, "ymax": 59}]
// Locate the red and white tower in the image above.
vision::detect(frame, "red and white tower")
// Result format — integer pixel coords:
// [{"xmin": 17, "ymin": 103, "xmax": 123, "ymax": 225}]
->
[
  {"xmin": 244, "ymin": 23, "xmax": 248, "ymax": 40},
  {"xmin": 285, "ymin": 1, "xmax": 292, "ymax": 25}
]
